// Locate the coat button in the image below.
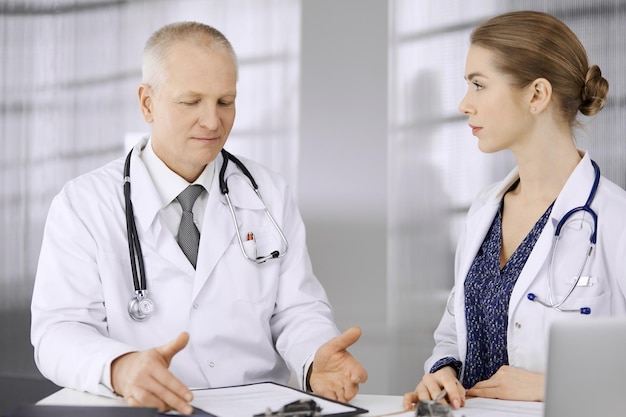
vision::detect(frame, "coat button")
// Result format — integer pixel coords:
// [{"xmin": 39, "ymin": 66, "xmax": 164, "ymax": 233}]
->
[
  {"xmin": 208, "ymin": 361, "xmax": 215, "ymax": 368},
  {"xmin": 514, "ymin": 322, "xmax": 522, "ymax": 329},
  {"xmin": 193, "ymin": 303, "xmax": 199, "ymax": 309}
]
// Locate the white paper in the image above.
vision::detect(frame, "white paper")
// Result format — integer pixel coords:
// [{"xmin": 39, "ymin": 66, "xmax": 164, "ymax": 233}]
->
[
  {"xmin": 190, "ymin": 382, "xmax": 364, "ymax": 417},
  {"xmin": 381, "ymin": 398, "xmax": 542, "ymax": 417},
  {"xmin": 453, "ymin": 398, "xmax": 543, "ymax": 417}
]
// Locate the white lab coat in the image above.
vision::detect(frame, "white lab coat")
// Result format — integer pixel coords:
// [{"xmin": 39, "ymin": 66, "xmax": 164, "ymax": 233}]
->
[
  {"xmin": 426, "ymin": 152, "xmax": 626, "ymax": 379},
  {"xmin": 31, "ymin": 141, "xmax": 340, "ymax": 396}
]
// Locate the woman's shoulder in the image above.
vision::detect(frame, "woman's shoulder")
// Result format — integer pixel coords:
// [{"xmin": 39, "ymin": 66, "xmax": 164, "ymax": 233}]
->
[{"xmin": 596, "ymin": 174, "xmax": 626, "ymax": 211}]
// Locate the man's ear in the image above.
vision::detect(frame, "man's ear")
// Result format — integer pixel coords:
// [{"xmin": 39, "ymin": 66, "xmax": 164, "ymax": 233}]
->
[
  {"xmin": 528, "ymin": 78, "xmax": 552, "ymax": 114},
  {"xmin": 138, "ymin": 84, "xmax": 154, "ymax": 123}
]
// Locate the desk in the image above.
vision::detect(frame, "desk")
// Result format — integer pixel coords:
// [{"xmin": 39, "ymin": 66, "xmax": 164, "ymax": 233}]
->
[{"xmin": 38, "ymin": 388, "xmax": 543, "ymax": 417}]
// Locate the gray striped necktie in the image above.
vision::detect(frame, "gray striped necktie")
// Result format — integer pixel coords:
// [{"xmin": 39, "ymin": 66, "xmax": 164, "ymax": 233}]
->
[{"xmin": 176, "ymin": 184, "xmax": 204, "ymax": 268}]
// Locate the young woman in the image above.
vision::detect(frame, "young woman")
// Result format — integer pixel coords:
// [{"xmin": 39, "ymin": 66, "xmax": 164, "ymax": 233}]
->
[{"xmin": 403, "ymin": 10, "xmax": 626, "ymax": 410}]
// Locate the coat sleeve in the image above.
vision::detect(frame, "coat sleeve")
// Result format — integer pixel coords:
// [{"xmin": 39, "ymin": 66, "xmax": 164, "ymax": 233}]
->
[{"xmin": 31, "ymin": 189, "xmax": 136, "ymax": 396}]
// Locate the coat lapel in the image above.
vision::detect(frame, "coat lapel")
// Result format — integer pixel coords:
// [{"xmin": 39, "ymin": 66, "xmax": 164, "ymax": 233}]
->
[
  {"xmin": 456, "ymin": 168, "xmax": 521, "ymax": 289},
  {"xmin": 193, "ymin": 153, "xmax": 237, "ymax": 299},
  {"xmin": 509, "ymin": 152, "xmax": 597, "ymax": 313}
]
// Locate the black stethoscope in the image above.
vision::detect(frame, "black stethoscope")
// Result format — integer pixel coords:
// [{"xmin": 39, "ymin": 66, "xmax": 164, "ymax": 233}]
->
[
  {"xmin": 124, "ymin": 148, "xmax": 289, "ymax": 321},
  {"xmin": 526, "ymin": 160, "xmax": 600, "ymax": 315}
]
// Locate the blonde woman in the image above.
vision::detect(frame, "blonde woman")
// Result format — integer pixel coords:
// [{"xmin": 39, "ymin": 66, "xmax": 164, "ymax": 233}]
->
[{"xmin": 404, "ymin": 10, "xmax": 626, "ymax": 410}]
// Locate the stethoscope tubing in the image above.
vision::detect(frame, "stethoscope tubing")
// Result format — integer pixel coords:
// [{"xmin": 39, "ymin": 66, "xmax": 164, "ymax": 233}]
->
[
  {"xmin": 528, "ymin": 160, "xmax": 599, "ymax": 314},
  {"xmin": 123, "ymin": 147, "xmax": 289, "ymax": 321},
  {"xmin": 220, "ymin": 149, "xmax": 289, "ymax": 263},
  {"xmin": 124, "ymin": 151, "xmax": 148, "ymax": 296},
  {"xmin": 446, "ymin": 160, "xmax": 600, "ymax": 317}
]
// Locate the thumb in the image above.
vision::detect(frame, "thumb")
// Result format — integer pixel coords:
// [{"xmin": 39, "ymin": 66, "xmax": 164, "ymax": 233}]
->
[
  {"xmin": 328, "ymin": 326, "xmax": 362, "ymax": 352},
  {"xmin": 157, "ymin": 331, "xmax": 190, "ymax": 365}
]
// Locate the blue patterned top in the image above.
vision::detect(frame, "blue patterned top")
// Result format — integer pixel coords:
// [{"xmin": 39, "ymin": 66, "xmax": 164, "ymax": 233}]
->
[{"xmin": 430, "ymin": 186, "xmax": 553, "ymax": 389}]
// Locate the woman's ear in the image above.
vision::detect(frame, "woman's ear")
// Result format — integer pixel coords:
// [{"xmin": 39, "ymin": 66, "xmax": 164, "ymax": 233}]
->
[
  {"xmin": 528, "ymin": 78, "xmax": 552, "ymax": 114},
  {"xmin": 138, "ymin": 84, "xmax": 154, "ymax": 123}
]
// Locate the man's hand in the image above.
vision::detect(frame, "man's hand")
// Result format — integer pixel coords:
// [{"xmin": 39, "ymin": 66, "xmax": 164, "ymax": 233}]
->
[
  {"xmin": 308, "ymin": 327, "xmax": 368, "ymax": 403},
  {"xmin": 466, "ymin": 365, "xmax": 544, "ymax": 402},
  {"xmin": 111, "ymin": 331, "xmax": 194, "ymax": 415},
  {"xmin": 403, "ymin": 366, "xmax": 465, "ymax": 410}
]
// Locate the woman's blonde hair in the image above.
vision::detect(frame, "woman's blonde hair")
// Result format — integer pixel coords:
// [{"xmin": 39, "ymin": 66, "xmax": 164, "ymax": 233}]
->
[{"xmin": 471, "ymin": 11, "xmax": 608, "ymax": 125}]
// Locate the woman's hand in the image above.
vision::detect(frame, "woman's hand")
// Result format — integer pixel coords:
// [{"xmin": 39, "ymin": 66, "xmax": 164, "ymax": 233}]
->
[
  {"xmin": 402, "ymin": 366, "xmax": 466, "ymax": 410},
  {"xmin": 466, "ymin": 365, "xmax": 544, "ymax": 401}
]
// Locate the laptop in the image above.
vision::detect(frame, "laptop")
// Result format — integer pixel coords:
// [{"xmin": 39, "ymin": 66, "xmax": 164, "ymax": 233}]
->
[{"xmin": 544, "ymin": 317, "xmax": 626, "ymax": 417}]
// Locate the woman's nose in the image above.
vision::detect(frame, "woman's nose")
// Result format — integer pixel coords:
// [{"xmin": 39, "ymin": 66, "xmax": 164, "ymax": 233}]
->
[{"xmin": 458, "ymin": 93, "xmax": 474, "ymax": 115}]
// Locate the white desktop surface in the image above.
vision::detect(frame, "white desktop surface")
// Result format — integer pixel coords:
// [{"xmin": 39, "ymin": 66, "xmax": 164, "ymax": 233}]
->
[{"xmin": 38, "ymin": 388, "xmax": 543, "ymax": 416}]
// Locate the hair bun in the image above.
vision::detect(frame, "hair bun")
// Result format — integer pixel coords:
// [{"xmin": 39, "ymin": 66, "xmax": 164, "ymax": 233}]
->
[{"xmin": 580, "ymin": 65, "xmax": 609, "ymax": 116}]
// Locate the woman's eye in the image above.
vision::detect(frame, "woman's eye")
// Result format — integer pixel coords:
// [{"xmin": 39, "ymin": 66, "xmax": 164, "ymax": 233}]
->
[{"xmin": 472, "ymin": 81, "xmax": 484, "ymax": 91}]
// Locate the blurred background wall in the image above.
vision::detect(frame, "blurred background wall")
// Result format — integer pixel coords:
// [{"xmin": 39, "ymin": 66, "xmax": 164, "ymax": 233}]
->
[{"xmin": 0, "ymin": 0, "xmax": 624, "ymax": 411}]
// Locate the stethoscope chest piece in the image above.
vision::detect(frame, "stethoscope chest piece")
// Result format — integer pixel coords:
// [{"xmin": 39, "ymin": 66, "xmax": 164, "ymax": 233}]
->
[{"xmin": 128, "ymin": 290, "xmax": 154, "ymax": 322}]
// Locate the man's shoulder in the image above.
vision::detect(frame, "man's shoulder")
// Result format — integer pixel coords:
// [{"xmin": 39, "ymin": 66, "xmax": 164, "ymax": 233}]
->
[{"xmin": 60, "ymin": 156, "xmax": 124, "ymax": 197}]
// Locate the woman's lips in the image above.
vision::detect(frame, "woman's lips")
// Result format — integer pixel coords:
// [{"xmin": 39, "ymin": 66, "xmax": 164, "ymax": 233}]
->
[{"xmin": 469, "ymin": 125, "xmax": 482, "ymax": 136}]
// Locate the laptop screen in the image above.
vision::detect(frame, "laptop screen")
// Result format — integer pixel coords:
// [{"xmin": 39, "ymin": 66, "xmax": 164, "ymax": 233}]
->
[{"xmin": 544, "ymin": 317, "xmax": 626, "ymax": 417}]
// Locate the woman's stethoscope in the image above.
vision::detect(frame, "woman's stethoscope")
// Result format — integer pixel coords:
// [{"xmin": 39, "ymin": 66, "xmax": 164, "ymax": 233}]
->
[
  {"xmin": 446, "ymin": 160, "xmax": 600, "ymax": 317},
  {"xmin": 124, "ymin": 148, "xmax": 289, "ymax": 321},
  {"xmin": 527, "ymin": 160, "xmax": 599, "ymax": 315}
]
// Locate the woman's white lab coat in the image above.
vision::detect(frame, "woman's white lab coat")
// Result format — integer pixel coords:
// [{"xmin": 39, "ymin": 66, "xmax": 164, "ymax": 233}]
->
[
  {"xmin": 426, "ymin": 152, "xmax": 626, "ymax": 379},
  {"xmin": 31, "ymin": 142, "xmax": 340, "ymax": 396}
]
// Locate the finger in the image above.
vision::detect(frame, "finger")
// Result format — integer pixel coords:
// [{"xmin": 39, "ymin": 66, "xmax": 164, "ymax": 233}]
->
[
  {"xmin": 125, "ymin": 386, "xmax": 169, "ymax": 413},
  {"xmin": 342, "ymin": 382, "xmax": 359, "ymax": 402},
  {"xmin": 150, "ymin": 364, "xmax": 193, "ymax": 402},
  {"xmin": 466, "ymin": 378, "xmax": 493, "ymax": 397},
  {"xmin": 315, "ymin": 385, "xmax": 339, "ymax": 402},
  {"xmin": 325, "ymin": 389, "xmax": 339, "ymax": 402},
  {"xmin": 466, "ymin": 385, "xmax": 492, "ymax": 399},
  {"xmin": 156, "ymin": 331, "xmax": 190, "ymax": 364},
  {"xmin": 402, "ymin": 392, "xmax": 419, "ymax": 410},
  {"xmin": 326, "ymin": 327, "xmax": 362, "ymax": 352},
  {"xmin": 350, "ymin": 361, "xmax": 369, "ymax": 384},
  {"xmin": 423, "ymin": 379, "xmax": 444, "ymax": 400},
  {"xmin": 144, "ymin": 360, "xmax": 193, "ymax": 408},
  {"xmin": 150, "ymin": 382, "xmax": 194, "ymax": 414},
  {"xmin": 335, "ymin": 386, "xmax": 347, "ymax": 403},
  {"xmin": 442, "ymin": 381, "xmax": 465, "ymax": 409},
  {"xmin": 418, "ymin": 388, "xmax": 435, "ymax": 402}
]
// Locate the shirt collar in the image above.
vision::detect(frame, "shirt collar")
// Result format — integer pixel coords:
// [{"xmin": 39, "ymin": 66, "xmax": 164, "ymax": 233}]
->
[{"xmin": 141, "ymin": 138, "xmax": 215, "ymax": 208}]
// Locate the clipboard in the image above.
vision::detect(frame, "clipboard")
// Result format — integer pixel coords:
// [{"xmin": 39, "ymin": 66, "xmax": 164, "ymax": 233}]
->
[{"xmin": 190, "ymin": 382, "xmax": 368, "ymax": 417}]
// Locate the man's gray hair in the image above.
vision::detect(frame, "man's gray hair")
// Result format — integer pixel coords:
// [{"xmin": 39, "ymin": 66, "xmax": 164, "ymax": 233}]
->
[{"xmin": 142, "ymin": 21, "xmax": 238, "ymax": 92}]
